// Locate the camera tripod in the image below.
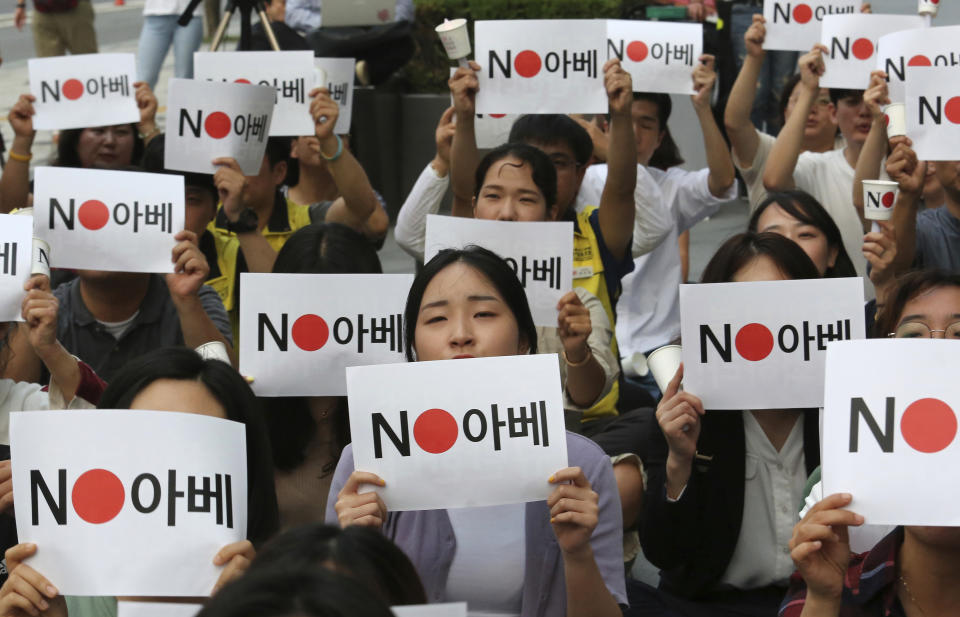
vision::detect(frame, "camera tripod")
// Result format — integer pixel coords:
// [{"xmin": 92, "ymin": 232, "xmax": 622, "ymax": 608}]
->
[{"xmin": 178, "ymin": 0, "xmax": 280, "ymax": 51}]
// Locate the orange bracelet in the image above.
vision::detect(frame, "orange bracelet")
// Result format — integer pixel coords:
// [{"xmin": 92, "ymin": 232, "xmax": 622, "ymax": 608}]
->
[{"xmin": 8, "ymin": 150, "xmax": 32, "ymax": 163}]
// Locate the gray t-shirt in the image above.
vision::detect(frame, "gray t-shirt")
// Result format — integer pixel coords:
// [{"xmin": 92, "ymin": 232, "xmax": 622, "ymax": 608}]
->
[{"xmin": 915, "ymin": 206, "xmax": 960, "ymax": 271}]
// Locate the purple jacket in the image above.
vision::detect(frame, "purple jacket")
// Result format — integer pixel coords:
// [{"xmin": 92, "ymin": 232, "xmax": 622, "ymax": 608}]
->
[{"xmin": 324, "ymin": 432, "xmax": 627, "ymax": 616}]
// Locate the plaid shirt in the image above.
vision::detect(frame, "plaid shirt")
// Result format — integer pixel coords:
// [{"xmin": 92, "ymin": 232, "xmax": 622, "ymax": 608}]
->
[{"xmin": 779, "ymin": 527, "xmax": 907, "ymax": 617}]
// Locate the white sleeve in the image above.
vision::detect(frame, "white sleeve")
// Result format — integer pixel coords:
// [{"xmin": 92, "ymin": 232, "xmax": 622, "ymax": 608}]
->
[
  {"xmin": 394, "ymin": 163, "xmax": 450, "ymax": 263},
  {"xmin": 674, "ymin": 167, "xmax": 739, "ymax": 232},
  {"xmin": 632, "ymin": 165, "xmax": 672, "ymax": 258}
]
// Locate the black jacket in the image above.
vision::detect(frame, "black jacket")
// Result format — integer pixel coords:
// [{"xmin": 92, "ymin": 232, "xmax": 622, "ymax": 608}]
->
[{"xmin": 639, "ymin": 409, "xmax": 820, "ymax": 599}]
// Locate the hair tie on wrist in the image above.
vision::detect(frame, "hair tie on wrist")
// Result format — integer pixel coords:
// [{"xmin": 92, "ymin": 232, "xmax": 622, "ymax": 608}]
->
[{"xmin": 320, "ymin": 134, "xmax": 343, "ymax": 163}]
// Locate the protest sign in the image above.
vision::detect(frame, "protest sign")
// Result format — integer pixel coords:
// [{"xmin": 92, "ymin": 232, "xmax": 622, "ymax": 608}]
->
[
  {"xmin": 321, "ymin": 0, "xmax": 393, "ymax": 27},
  {"xmin": 118, "ymin": 602, "xmax": 202, "ymax": 617},
  {"xmin": 347, "ymin": 354, "xmax": 568, "ymax": 511},
  {"xmin": 29, "ymin": 53, "xmax": 139, "ymax": 131},
  {"xmin": 819, "ymin": 14, "xmax": 924, "ymax": 89},
  {"xmin": 448, "ymin": 68, "xmax": 517, "ymax": 148},
  {"xmin": 239, "ymin": 273, "xmax": 414, "ymax": 396},
  {"xmin": 906, "ymin": 66, "xmax": 960, "ymax": 161},
  {"xmin": 474, "ymin": 20, "xmax": 607, "ymax": 114},
  {"xmin": 679, "ymin": 278, "xmax": 865, "ymax": 409},
  {"xmin": 32, "ymin": 167, "xmax": 184, "ymax": 273},
  {"xmin": 763, "ymin": 0, "xmax": 861, "ymax": 52},
  {"xmin": 193, "ymin": 51, "xmax": 315, "ymax": 137},
  {"xmin": 393, "ymin": 604, "xmax": 467, "ymax": 617},
  {"xmin": 877, "ymin": 26, "xmax": 960, "ymax": 104},
  {"xmin": 316, "ymin": 57, "xmax": 356, "ymax": 135},
  {"xmin": 164, "ymin": 78, "xmax": 274, "ymax": 176},
  {"xmin": 606, "ymin": 19, "xmax": 701, "ymax": 94},
  {"xmin": 11, "ymin": 409, "xmax": 247, "ymax": 596},
  {"xmin": 822, "ymin": 340, "xmax": 960, "ymax": 525},
  {"xmin": 0, "ymin": 215, "xmax": 33, "ymax": 322},
  {"xmin": 424, "ymin": 215, "xmax": 573, "ymax": 328}
]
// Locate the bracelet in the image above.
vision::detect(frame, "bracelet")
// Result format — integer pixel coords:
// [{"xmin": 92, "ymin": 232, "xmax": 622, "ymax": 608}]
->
[
  {"xmin": 8, "ymin": 150, "xmax": 32, "ymax": 163},
  {"xmin": 319, "ymin": 134, "xmax": 343, "ymax": 162},
  {"xmin": 139, "ymin": 127, "xmax": 161, "ymax": 141},
  {"xmin": 16, "ymin": 3, "xmax": 25, "ymax": 8},
  {"xmin": 562, "ymin": 347, "xmax": 592, "ymax": 367}
]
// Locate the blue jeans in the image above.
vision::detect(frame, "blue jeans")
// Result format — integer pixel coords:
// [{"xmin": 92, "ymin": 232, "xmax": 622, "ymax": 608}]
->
[
  {"xmin": 136, "ymin": 14, "xmax": 204, "ymax": 89},
  {"xmin": 730, "ymin": 4, "xmax": 798, "ymax": 135}
]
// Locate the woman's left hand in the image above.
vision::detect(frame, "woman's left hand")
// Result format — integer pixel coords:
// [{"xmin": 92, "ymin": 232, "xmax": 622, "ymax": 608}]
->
[
  {"xmin": 20, "ymin": 276, "xmax": 58, "ymax": 358},
  {"xmin": 557, "ymin": 291, "xmax": 592, "ymax": 365},
  {"xmin": 133, "ymin": 81, "xmax": 158, "ymax": 135},
  {"xmin": 211, "ymin": 540, "xmax": 255, "ymax": 595},
  {"xmin": 548, "ymin": 467, "xmax": 599, "ymax": 556}
]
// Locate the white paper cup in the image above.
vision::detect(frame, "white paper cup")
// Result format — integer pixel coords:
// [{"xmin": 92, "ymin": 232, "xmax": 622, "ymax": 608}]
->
[
  {"xmin": 883, "ymin": 103, "xmax": 906, "ymax": 138},
  {"xmin": 862, "ymin": 179, "xmax": 899, "ymax": 221},
  {"xmin": 646, "ymin": 345, "xmax": 682, "ymax": 394},
  {"xmin": 436, "ymin": 18, "xmax": 471, "ymax": 60},
  {"xmin": 918, "ymin": 0, "xmax": 939, "ymax": 16}
]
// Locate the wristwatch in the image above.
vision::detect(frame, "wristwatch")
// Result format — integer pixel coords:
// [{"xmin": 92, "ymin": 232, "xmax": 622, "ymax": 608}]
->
[{"xmin": 225, "ymin": 208, "xmax": 258, "ymax": 234}]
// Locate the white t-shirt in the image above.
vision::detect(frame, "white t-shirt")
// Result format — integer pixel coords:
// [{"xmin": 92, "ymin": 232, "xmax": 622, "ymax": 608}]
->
[
  {"xmin": 792, "ymin": 148, "xmax": 873, "ymax": 299},
  {"xmin": 445, "ymin": 504, "xmax": 525, "ymax": 617},
  {"xmin": 614, "ymin": 166, "xmax": 738, "ymax": 356}
]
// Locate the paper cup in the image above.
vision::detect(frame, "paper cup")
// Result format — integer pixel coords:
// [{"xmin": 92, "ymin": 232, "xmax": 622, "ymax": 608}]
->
[
  {"xmin": 882, "ymin": 103, "xmax": 906, "ymax": 138},
  {"xmin": 862, "ymin": 180, "xmax": 899, "ymax": 221},
  {"xmin": 436, "ymin": 18, "xmax": 471, "ymax": 61},
  {"xmin": 646, "ymin": 345, "xmax": 682, "ymax": 394},
  {"xmin": 918, "ymin": 0, "xmax": 939, "ymax": 16}
]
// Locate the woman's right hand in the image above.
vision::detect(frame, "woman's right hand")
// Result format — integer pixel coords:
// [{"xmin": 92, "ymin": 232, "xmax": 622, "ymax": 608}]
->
[
  {"xmin": 655, "ymin": 364, "xmax": 703, "ymax": 498},
  {"xmin": 745, "ymin": 14, "xmax": 766, "ymax": 58},
  {"xmin": 334, "ymin": 471, "xmax": 387, "ymax": 529},
  {"xmin": 448, "ymin": 61, "xmax": 481, "ymax": 118},
  {"xmin": 789, "ymin": 493, "xmax": 864, "ymax": 602},
  {"xmin": 9, "ymin": 94, "xmax": 37, "ymax": 142},
  {"xmin": 432, "ymin": 106, "xmax": 456, "ymax": 176},
  {"xmin": 0, "ymin": 544, "xmax": 65, "ymax": 617}
]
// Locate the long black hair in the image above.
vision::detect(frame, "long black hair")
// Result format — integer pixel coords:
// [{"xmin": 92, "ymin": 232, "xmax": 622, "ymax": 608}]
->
[
  {"xmin": 700, "ymin": 232, "xmax": 822, "ymax": 283},
  {"xmin": 251, "ymin": 524, "xmax": 427, "ymax": 605},
  {"xmin": 749, "ymin": 190, "xmax": 857, "ymax": 278},
  {"xmin": 99, "ymin": 348, "xmax": 280, "ymax": 547},
  {"xmin": 404, "ymin": 246, "xmax": 538, "ymax": 362}
]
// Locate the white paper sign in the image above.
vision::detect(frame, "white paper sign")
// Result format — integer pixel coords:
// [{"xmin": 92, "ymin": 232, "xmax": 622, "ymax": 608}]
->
[
  {"xmin": 239, "ymin": 273, "xmax": 414, "ymax": 396},
  {"xmin": 905, "ymin": 65, "xmax": 960, "ymax": 161},
  {"xmin": 475, "ymin": 20, "xmax": 607, "ymax": 114},
  {"xmin": 876, "ymin": 27, "xmax": 960, "ymax": 104},
  {"xmin": 424, "ymin": 215, "xmax": 573, "ymax": 328},
  {"xmin": 606, "ymin": 19, "xmax": 701, "ymax": 95},
  {"xmin": 393, "ymin": 603, "xmax": 467, "ymax": 617},
  {"xmin": 347, "ymin": 355, "xmax": 568, "ymax": 511},
  {"xmin": 118, "ymin": 601, "xmax": 202, "ymax": 617},
  {"xmin": 29, "ymin": 53, "xmax": 139, "ymax": 131},
  {"xmin": 11, "ymin": 410, "xmax": 247, "ymax": 596},
  {"xmin": 679, "ymin": 278, "xmax": 865, "ymax": 409},
  {"xmin": 763, "ymin": 0, "xmax": 861, "ymax": 52},
  {"xmin": 32, "ymin": 167, "xmax": 185, "ymax": 273},
  {"xmin": 448, "ymin": 68, "xmax": 517, "ymax": 148},
  {"xmin": 164, "ymin": 78, "xmax": 275, "ymax": 176},
  {"xmin": 193, "ymin": 51, "xmax": 315, "ymax": 137},
  {"xmin": 315, "ymin": 58, "xmax": 356, "ymax": 135},
  {"xmin": 822, "ymin": 340, "xmax": 960, "ymax": 525},
  {"xmin": 321, "ymin": 0, "xmax": 393, "ymax": 27},
  {"xmin": 0, "ymin": 215, "xmax": 33, "ymax": 322},
  {"xmin": 820, "ymin": 14, "xmax": 925, "ymax": 89}
]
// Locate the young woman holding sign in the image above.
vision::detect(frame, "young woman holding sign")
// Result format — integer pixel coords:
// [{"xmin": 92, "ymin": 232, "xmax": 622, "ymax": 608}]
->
[
  {"xmin": 783, "ymin": 269, "xmax": 960, "ymax": 617},
  {"xmin": 327, "ymin": 246, "xmax": 626, "ymax": 617},
  {"xmin": 0, "ymin": 347, "xmax": 279, "ymax": 617},
  {"xmin": 634, "ymin": 232, "xmax": 823, "ymax": 617}
]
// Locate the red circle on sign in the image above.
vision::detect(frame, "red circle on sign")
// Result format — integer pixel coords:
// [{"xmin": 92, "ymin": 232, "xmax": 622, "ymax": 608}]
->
[
  {"xmin": 792, "ymin": 4, "xmax": 813, "ymax": 24},
  {"xmin": 908, "ymin": 54, "xmax": 932, "ymax": 67},
  {"xmin": 62, "ymin": 78, "xmax": 84, "ymax": 100},
  {"xmin": 78, "ymin": 199, "xmax": 109, "ymax": 230},
  {"xmin": 490, "ymin": 114, "xmax": 507, "ymax": 118},
  {"xmin": 901, "ymin": 397, "xmax": 957, "ymax": 453},
  {"xmin": 204, "ymin": 111, "xmax": 232, "ymax": 139},
  {"xmin": 234, "ymin": 78, "xmax": 251, "ymax": 84},
  {"xmin": 291, "ymin": 314, "xmax": 329, "ymax": 351},
  {"xmin": 734, "ymin": 323, "xmax": 774, "ymax": 361},
  {"xmin": 944, "ymin": 96, "xmax": 960, "ymax": 124},
  {"xmin": 881, "ymin": 191, "xmax": 895, "ymax": 208},
  {"xmin": 514, "ymin": 50, "xmax": 542, "ymax": 78},
  {"xmin": 852, "ymin": 38, "xmax": 874, "ymax": 60},
  {"xmin": 413, "ymin": 408, "xmax": 459, "ymax": 454},
  {"xmin": 72, "ymin": 469, "xmax": 125, "ymax": 524},
  {"xmin": 627, "ymin": 41, "xmax": 649, "ymax": 62},
  {"xmin": 883, "ymin": 114, "xmax": 890, "ymax": 126},
  {"xmin": 933, "ymin": 0, "xmax": 939, "ymax": 4}
]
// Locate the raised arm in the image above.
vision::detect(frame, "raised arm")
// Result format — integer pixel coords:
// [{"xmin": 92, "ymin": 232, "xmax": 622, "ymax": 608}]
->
[
  {"xmin": 213, "ymin": 157, "xmax": 280, "ymax": 274},
  {"xmin": 885, "ymin": 139, "xmax": 926, "ymax": 276},
  {"xmin": 763, "ymin": 45, "xmax": 827, "ymax": 191},
  {"xmin": 852, "ymin": 71, "xmax": 890, "ymax": 230},
  {"xmin": 0, "ymin": 94, "xmax": 36, "ymax": 213},
  {"xmin": 597, "ymin": 59, "xmax": 637, "ymax": 260},
  {"xmin": 724, "ymin": 15, "xmax": 766, "ymax": 169},
  {"xmin": 449, "ymin": 61, "xmax": 482, "ymax": 206},
  {"xmin": 308, "ymin": 88, "xmax": 387, "ymax": 240},
  {"xmin": 21, "ymin": 276, "xmax": 81, "ymax": 401},
  {"xmin": 691, "ymin": 54, "xmax": 735, "ymax": 198}
]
